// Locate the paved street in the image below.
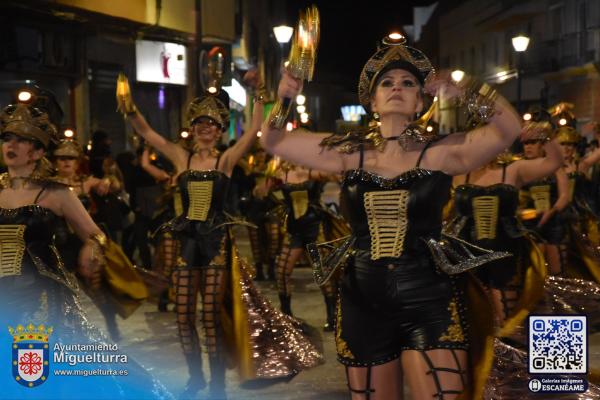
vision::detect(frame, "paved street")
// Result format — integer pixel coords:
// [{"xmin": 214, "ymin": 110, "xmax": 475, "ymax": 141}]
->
[
  {"xmin": 80, "ymin": 219, "xmax": 600, "ymax": 400},
  {"xmin": 82, "ymin": 227, "xmax": 348, "ymax": 400}
]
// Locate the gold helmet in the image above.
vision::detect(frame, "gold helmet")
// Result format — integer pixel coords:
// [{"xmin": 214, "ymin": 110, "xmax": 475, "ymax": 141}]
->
[
  {"xmin": 185, "ymin": 95, "xmax": 229, "ymax": 132},
  {"xmin": 0, "ymin": 103, "xmax": 58, "ymax": 148},
  {"xmin": 555, "ymin": 126, "xmax": 580, "ymax": 145},
  {"xmin": 54, "ymin": 139, "xmax": 82, "ymax": 158},
  {"xmin": 358, "ymin": 34, "xmax": 434, "ymax": 112},
  {"xmin": 521, "ymin": 121, "xmax": 553, "ymax": 142}
]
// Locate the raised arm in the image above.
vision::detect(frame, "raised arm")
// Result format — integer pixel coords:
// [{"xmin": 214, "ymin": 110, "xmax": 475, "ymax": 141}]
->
[
  {"xmin": 219, "ymin": 100, "xmax": 263, "ymax": 175},
  {"xmin": 127, "ymin": 112, "xmax": 186, "ymax": 166},
  {"xmin": 260, "ymin": 71, "xmax": 356, "ymax": 173},
  {"xmin": 514, "ymin": 139, "xmax": 563, "ymax": 188},
  {"xmin": 141, "ymin": 147, "xmax": 171, "ymax": 182},
  {"xmin": 578, "ymin": 147, "xmax": 600, "ymax": 176},
  {"xmin": 426, "ymin": 73, "xmax": 521, "ymax": 175}
]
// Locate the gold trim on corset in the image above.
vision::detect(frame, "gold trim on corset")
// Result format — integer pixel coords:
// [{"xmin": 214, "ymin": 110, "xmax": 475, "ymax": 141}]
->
[
  {"xmin": 272, "ymin": 190, "xmax": 284, "ymax": 201},
  {"xmin": 187, "ymin": 181, "xmax": 213, "ymax": 221},
  {"xmin": 335, "ymin": 299, "xmax": 355, "ymax": 359},
  {"xmin": 290, "ymin": 190, "xmax": 309, "ymax": 219},
  {"xmin": 173, "ymin": 190, "xmax": 183, "ymax": 217},
  {"xmin": 0, "ymin": 225, "xmax": 26, "ymax": 278},
  {"xmin": 530, "ymin": 185, "xmax": 551, "ymax": 213},
  {"xmin": 472, "ymin": 196, "xmax": 499, "ymax": 240},
  {"xmin": 363, "ymin": 190, "xmax": 409, "ymax": 260},
  {"xmin": 439, "ymin": 298, "xmax": 465, "ymax": 342}
]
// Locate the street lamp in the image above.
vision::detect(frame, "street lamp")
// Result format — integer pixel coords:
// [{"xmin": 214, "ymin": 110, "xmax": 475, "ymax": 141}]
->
[
  {"xmin": 273, "ymin": 25, "xmax": 294, "ymax": 68},
  {"xmin": 512, "ymin": 34, "xmax": 530, "ymax": 113}
]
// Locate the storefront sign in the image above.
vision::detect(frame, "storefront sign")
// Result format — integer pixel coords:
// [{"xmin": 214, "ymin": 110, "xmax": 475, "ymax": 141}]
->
[{"xmin": 136, "ymin": 40, "xmax": 187, "ymax": 85}]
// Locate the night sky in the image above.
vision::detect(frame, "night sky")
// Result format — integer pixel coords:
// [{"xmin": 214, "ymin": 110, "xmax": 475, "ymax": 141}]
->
[{"xmin": 284, "ymin": 0, "xmax": 436, "ymax": 91}]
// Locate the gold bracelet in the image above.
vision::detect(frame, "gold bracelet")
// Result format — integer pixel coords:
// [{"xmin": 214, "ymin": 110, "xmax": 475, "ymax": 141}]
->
[
  {"xmin": 254, "ymin": 84, "xmax": 267, "ymax": 104},
  {"xmin": 86, "ymin": 232, "xmax": 108, "ymax": 262},
  {"xmin": 458, "ymin": 78, "xmax": 498, "ymax": 126}
]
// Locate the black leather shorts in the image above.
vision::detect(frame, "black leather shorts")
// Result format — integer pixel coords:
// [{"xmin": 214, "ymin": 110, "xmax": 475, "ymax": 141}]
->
[
  {"xmin": 287, "ymin": 209, "xmax": 322, "ymax": 249},
  {"xmin": 335, "ymin": 250, "xmax": 469, "ymax": 366}
]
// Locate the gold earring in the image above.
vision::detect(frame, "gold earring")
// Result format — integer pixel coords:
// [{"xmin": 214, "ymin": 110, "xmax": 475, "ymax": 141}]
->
[{"xmin": 373, "ymin": 112, "xmax": 380, "ymax": 120}]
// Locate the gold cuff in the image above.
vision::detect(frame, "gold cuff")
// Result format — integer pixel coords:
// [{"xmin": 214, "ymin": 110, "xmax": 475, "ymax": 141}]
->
[
  {"xmin": 458, "ymin": 78, "xmax": 498, "ymax": 127},
  {"xmin": 267, "ymin": 98, "xmax": 292, "ymax": 129},
  {"xmin": 254, "ymin": 84, "xmax": 267, "ymax": 104}
]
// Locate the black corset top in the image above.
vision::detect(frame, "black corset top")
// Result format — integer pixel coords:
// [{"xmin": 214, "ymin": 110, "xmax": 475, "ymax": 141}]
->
[
  {"xmin": 177, "ymin": 169, "xmax": 230, "ymax": 223},
  {"xmin": 452, "ymin": 183, "xmax": 522, "ymax": 241},
  {"xmin": 0, "ymin": 205, "xmax": 61, "ymax": 245},
  {"xmin": 521, "ymin": 175, "xmax": 558, "ymax": 212},
  {"xmin": 341, "ymin": 168, "xmax": 452, "ymax": 257}
]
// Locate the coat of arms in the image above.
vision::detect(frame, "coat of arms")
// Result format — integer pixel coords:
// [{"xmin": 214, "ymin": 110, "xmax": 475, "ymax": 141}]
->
[{"xmin": 9, "ymin": 323, "xmax": 52, "ymax": 387}]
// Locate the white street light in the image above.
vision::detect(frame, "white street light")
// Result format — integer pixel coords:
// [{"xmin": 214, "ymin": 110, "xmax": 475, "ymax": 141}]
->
[
  {"xmin": 17, "ymin": 90, "xmax": 33, "ymax": 103},
  {"xmin": 286, "ymin": 122, "xmax": 294, "ymax": 131},
  {"xmin": 559, "ymin": 118, "xmax": 567, "ymax": 126},
  {"xmin": 256, "ymin": 131, "xmax": 262, "ymax": 137},
  {"xmin": 273, "ymin": 25, "xmax": 294, "ymax": 44},
  {"xmin": 296, "ymin": 94, "xmax": 306, "ymax": 105},
  {"xmin": 451, "ymin": 70, "xmax": 465, "ymax": 83},
  {"xmin": 63, "ymin": 129, "xmax": 75, "ymax": 138},
  {"xmin": 512, "ymin": 35, "xmax": 530, "ymax": 52},
  {"xmin": 296, "ymin": 105, "xmax": 306, "ymax": 114},
  {"xmin": 523, "ymin": 113, "xmax": 532, "ymax": 121}
]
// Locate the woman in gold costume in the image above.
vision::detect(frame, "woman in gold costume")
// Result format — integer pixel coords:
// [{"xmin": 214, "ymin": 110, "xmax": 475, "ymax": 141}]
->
[
  {"xmin": 118, "ymin": 74, "xmax": 322, "ymax": 399},
  {"xmin": 262, "ymin": 34, "xmax": 523, "ymax": 399}
]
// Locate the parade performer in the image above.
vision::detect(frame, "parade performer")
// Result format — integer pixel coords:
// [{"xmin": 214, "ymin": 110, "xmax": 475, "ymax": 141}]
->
[
  {"xmin": 275, "ymin": 161, "xmax": 346, "ymax": 331},
  {"xmin": 519, "ymin": 129, "xmax": 571, "ymax": 275},
  {"xmin": 117, "ymin": 73, "xmax": 322, "ymax": 399},
  {"xmin": 446, "ymin": 121, "xmax": 561, "ymax": 330},
  {"xmin": 0, "ymin": 102, "xmax": 170, "ymax": 399},
  {"xmin": 555, "ymin": 126, "xmax": 600, "ymax": 283},
  {"xmin": 261, "ymin": 32, "xmax": 522, "ymax": 399},
  {"xmin": 53, "ymin": 139, "xmax": 148, "ymax": 340},
  {"xmin": 140, "ymin": 145, "xmax": 183, "ymax": 311}
]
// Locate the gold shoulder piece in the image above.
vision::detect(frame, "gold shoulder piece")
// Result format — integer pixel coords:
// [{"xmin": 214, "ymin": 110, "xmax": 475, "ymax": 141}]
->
[{"xmin": 319, "ymin": 127, "xmax": 385, "ymax": 154}]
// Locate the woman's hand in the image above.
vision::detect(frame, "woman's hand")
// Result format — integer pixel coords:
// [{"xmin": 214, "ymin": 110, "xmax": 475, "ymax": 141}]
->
[
  {"xmin": 537, "ymin": 208, "xmax": 555, "ymax": 227},
  {"xmin": 278, "ymin": 70, "xmax": 303, "ymax": 101},
  {"xmin": 243, "ymin": 68, "xmax": 261, "ymax": 90},
  {"xmin": 424, "ymin": 70, "xmax": 463, "ymax": 99},
  {"xmin": 78, "ymin": 241, "xmax": 104, "ymax": 290}
]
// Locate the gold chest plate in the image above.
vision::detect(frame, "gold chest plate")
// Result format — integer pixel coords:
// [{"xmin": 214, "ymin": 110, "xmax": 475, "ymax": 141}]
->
[
  {"xmin": 363, "ymin": 190, "xmax": 409, "ymax": 260},
  {"xmin": 530, "ymin": 185, "xmax": 550, "ymax": 213},
  {"xmin": 0, "ymin": 224, "xmax": 26, "ymax": 278},
  {"xmin": 173, "ymin": 190, "xmax": 183, "ymax": 217},
  {"xmin": 187, "ymin": 181, "xmax": 213, "ymax": 221},
  {"xmin": 472, "ymin": 196, "xmax": 499, "ymax": 240},
  {"xmin": 290, "ymin": 190, "xmax": 309, "ymax": 219}
]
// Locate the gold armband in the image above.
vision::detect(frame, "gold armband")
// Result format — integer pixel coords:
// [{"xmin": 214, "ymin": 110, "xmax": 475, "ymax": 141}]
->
[{"xmin": 458, "ymin": 78, "xmax": 498, "ymax": 126}]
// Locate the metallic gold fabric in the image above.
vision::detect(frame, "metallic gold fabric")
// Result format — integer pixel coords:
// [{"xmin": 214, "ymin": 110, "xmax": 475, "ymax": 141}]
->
[
  {"xmin": 54, "ymin": 139, "xmax": 82, "ymax": 158},
  {"xmin": 103, "ymin": 239, "xmax": 149, "ymax": 318},
  {"xmin": 185, "ymin": 96, "xmax": 229, "ymax": 131},
  {"xmin": 358, "ymin": 36, "xmax": 434, "ymax": 110},
  {"xmin": 187, "ymin": 181, "xmax": 213, "ymax": 221},
  {"xmin": 363, "ymin": 189, "xmax": 409, "ymax": 259},
  {"xmin": 0, "ymin": 103, "xmax": 58, "ymax": 148},
  {"xmin": 0, "ymin": 224, "xmax": 26, "ymax": 277},
  {"xmin": 529, "ymin": 185, "xmax": 551, "ymax": 213},
  {"xmin": 438, "ymin": 298, "xmax": 465, "ymax": 342},
  {"xmin": 225, "ymin": 231, "xmax": 323, "ymax": 380},
  {"xmin": 173, "ymin": 190, "xmax": 183, "ymax": 217},
  {"xmin": 472, "ymin": 196, "xmax": 499, "ymax": 240},
  {"xmin": 290, "ymin": 190, "xmax": 309, "ymax": 219}
]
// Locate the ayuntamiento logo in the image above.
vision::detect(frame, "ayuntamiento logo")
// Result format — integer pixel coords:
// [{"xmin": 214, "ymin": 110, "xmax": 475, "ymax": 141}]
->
[{"xmin": 9, "ymin": 323, "xmax": 52, "ymax": 388}]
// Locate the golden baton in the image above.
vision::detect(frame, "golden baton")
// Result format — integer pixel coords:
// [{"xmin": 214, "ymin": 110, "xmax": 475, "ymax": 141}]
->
[{"xmin": 268, "ymin": 5, "xmax": 320, "ymax": 128}]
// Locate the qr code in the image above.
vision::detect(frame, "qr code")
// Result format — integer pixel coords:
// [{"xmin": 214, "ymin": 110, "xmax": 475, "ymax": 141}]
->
[{"xmin": 529, "ymin": 315, "xmax": 587, "ymax": 374}]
